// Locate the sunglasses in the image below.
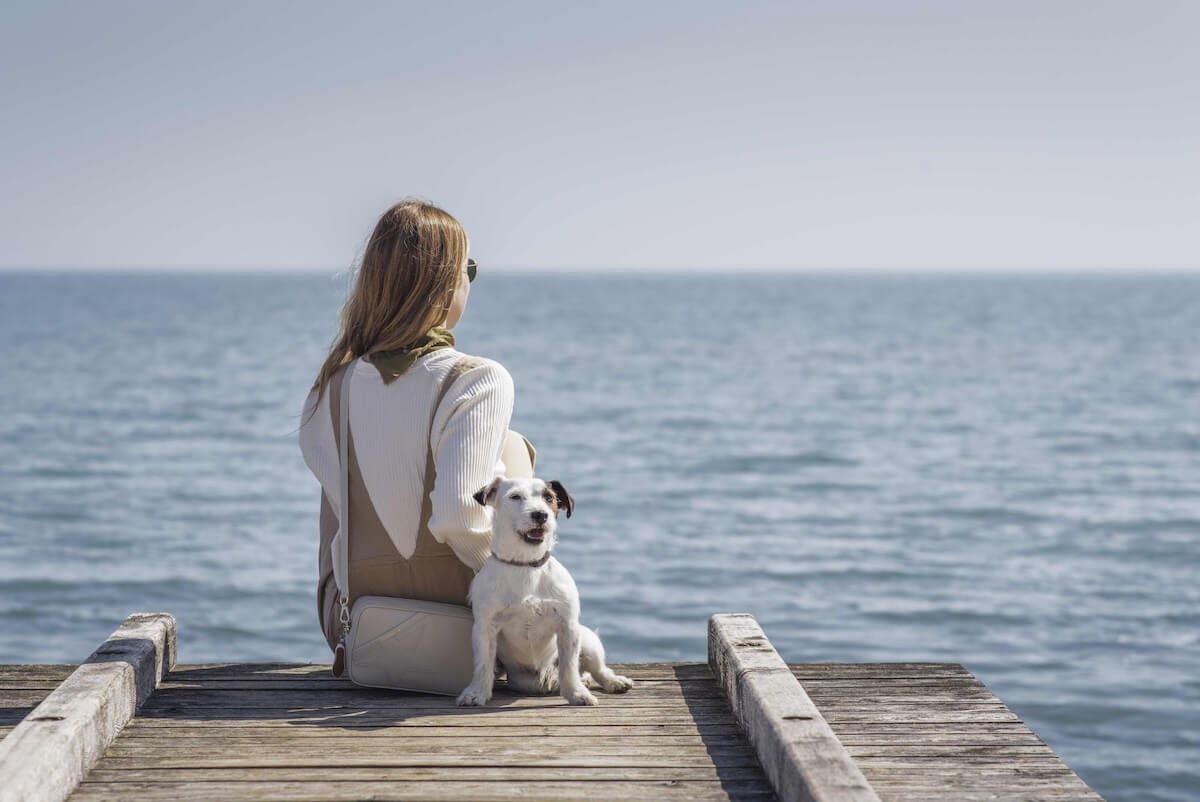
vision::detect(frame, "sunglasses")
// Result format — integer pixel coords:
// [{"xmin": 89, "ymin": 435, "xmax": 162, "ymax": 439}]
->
[{"xmin": 466, "ymin": 258, "xmax": 478, "ymax": 283}]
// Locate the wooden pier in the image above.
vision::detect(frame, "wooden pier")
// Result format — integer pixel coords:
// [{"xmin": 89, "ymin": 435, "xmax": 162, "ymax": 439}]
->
[{"xmin": 0, "ymin": 613, "xmax": 1104, "ymax": 802}]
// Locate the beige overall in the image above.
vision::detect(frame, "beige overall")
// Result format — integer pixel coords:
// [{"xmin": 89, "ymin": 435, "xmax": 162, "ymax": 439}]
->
[{"xmin": 317, "ymin": 360, "xmax": 535, "ymax": 652}]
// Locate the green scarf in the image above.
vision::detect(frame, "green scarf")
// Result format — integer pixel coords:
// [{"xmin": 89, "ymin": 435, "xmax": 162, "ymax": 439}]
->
[{"xmin": 366, "ymin": 327, "xmax": 456, "ymax": 385}]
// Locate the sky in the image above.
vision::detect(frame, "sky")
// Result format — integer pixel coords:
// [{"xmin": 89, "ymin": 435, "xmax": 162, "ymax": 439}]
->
[{"xmin": 0, "ymin": 0, "xmax": 1197, "ymax": 272}]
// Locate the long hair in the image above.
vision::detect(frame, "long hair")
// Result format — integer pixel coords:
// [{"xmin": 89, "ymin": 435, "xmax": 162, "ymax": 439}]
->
[{"xmin": 305, "ymin": 199, "xmax": 468, "ymax": 423}]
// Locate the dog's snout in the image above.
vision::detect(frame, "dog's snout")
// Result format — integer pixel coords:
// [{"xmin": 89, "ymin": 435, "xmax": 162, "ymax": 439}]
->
[{"xmin": 530, "ymin": 510, "xmax": 548, "ymax": 524}]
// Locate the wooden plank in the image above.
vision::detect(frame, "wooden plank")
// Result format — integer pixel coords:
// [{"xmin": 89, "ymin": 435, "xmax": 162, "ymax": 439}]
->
[
  {"xmin": 868, "ymin": 784, "xmax": 1100, "ymax": 797},
  {"xmin": 709, "ymin": 614, "xmax": 879, "ymax": 802},
  {"xmin": 789, "ymin": 663, "xmax": 971, "ymax": 677},
  {"xmin": 153, "ymin": 678, "xmax": 710, "ymax": 693},
  {"xmin": 817, "ymin": 703, "xmax": 1013, "ymax": 711},
  {"xmin": 816, "ymin": 721, "xmax": 1032, "ymax": 734},
  {"xmin": 871, "ymin": 780, "xmax": 1095, "ymax": 790},
  {"xmin": 811, "ymin": 704, "xmax": 1018, "ymax": 715},
  {"xmin": 125, "ymin": 712, "xmax": 742, "ymax": 726},
  {"xmin": 0, "ymin": 681, "xmax": 73, "ymax": 692},
  {"xmin": 0, "ymin": 683, "xmax": 66, "ymax": 692},
  {"xmin": 139, "ymin": 698, "xmax": 730, "ymax": 711},
  {"xmin": 109, "ymin": 733, "xmax": 749, "ymax": 748},
  {"xmin": 863, "ymin": 767, "xmax": 1090, "ymax": 779},
  {"xmin": 0, "ymin": 613, "xmax": 176, "ymax": 802},
  {"xmin": 854, "ymin": 758, "xmax": 1070, "ymax": 768},
  {"xmin": 120, "ymin": 722, "xmax": 745, "ymax": 737},
  {"xmin": 802, "ymin": 678, "xmax": 999, "ymax": 692},
  {"xmin": 139, "ymin": 689, "xmax": 728, "ymax": 708},
  {"xmin": 99, "ymin": 743, "xmax": 758, "ymax": 760},
  {"xmin": 804, "ymin": 685, "xmax": 1004, "ymax": 703},
  {"xmin": 163, "ymin": 662, "xmax": 714, "ymax": 680},
  {"xmin": 832, "ymin": 732, "xmax": 1046, "ymax": 747},
  {"xmin": 790, "ymin": 691, "xmax": 1004, "ymax": 703},
  {"xmin": 790, "ymin": 677, "xmax": 982, "ymax": 686},
  {"xmin": 134, "ymin": 706, "xmax": 741, "ymax": 723},
  {"xmin": 843, "ymin": 745, "xmax": 1074, "ymax": 758},
  {"xmin": 873, "ymin": 794, "xmax": 1100, "ymax": 802},
  {"xmin": 82, "ymin": 765, "xmax": 773, "ymax": 783},
  {"xmin": 0, "ymin": 690, "xmax": 64, "ymax": 707},
  {"xmin": 90, "ymin": 754, "xmax": 763, "ymax": 770},
  {"xmin": 0, "ymin": 666, "xmax": 76, "ymax": 685},
  {"xmin": 70, "ymin": 779, "xmax": 777, "ymax": 802},
  {"xmin": 818, "ymin": 710, "xmax": 1022, "ymax": 723},
  {"xmin": 871, "ymin": 785, "xmax": 1100, "ymax": 798},
  {"xmin": 175, "ymin": 680, "xmax": 989, "ymax": 698}
]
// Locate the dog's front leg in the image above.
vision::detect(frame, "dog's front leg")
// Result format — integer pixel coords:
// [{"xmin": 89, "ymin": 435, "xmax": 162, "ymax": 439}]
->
[
  {"xmin": 553, "ymin": 610, "xmax": 597, "ymax": 706},
  {"xmin": 456, "ymin": 610, "xmax": 499, "ymax": 706}
]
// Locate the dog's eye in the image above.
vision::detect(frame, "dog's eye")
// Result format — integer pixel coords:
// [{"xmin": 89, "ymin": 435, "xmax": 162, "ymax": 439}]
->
[
  {"xmin": 508, "ymin": 493, "xmax": 522, "ymax": 501},
  {"xmin": 542, "ymin": 492, "xmax": 554, "ymax": 503}
]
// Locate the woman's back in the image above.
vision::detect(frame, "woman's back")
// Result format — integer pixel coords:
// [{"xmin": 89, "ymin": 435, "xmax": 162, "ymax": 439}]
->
[
  {"xmin": 300, "ymin": 348, "xmax": 514, "ymax": 650},
  {"xmin": 301, "ymin": 350, "xmax": 513, "ymax": 565}
]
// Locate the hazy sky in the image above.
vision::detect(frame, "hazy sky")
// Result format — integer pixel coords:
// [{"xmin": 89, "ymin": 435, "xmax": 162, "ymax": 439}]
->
[{"xmin": 1, "ymin": 1, "xmax": 1197, "ymax": 272}]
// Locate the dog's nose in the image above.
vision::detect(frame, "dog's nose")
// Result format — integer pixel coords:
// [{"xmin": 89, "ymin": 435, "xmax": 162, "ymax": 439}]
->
[{"xmin": 530, "ymin": 510, "xmax": 548, "ymax": 524}]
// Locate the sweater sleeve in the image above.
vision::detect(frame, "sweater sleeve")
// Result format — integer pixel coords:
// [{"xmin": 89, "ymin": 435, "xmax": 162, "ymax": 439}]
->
[{"xmin": 427, "ymin": 360, "xmax": 514, "ymax": 571}]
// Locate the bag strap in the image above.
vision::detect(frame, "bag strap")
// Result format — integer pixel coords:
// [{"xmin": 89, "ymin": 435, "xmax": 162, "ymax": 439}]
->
[
  {"xmin": 335, "ymin": 355, "xmax": 477, "ymax": 636},
  {"xmin": 335, "ymin": 361, "xmax": 355, "ymax": 642}
]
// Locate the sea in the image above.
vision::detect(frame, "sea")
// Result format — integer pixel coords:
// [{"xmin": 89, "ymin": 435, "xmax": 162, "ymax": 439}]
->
[{"xmin": 0, "ymin": 270, "xmax": 1196, "ymax": 802}]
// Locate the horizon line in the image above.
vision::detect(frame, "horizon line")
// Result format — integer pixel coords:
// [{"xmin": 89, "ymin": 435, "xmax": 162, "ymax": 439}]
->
[{"xmin": 2, "ymin": 264, "xmax": 1199, "ymax": 276}]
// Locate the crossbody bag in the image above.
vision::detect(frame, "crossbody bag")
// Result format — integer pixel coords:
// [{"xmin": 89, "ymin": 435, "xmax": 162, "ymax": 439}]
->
[{"xmin": 331, "ymin": 357, "xmax": 476, "ymax": 695}]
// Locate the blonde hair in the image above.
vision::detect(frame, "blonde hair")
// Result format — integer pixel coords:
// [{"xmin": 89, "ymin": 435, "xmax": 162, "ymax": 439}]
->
[{"xmin": 307, "ymin": 199, "xmax": 468, "ymax": 419}]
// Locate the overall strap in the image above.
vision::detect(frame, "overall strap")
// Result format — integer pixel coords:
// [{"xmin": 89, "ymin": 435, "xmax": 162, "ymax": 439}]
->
[{"xmin": 416, "ymin": 357, "xmax": 483, "ymax": 550}]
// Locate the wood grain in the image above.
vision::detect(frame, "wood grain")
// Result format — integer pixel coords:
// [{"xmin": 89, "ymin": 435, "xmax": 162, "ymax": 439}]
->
[
  {"xmin": 71, "ymin": 779, "xmax": 778, "ymax": 802},
  {"xmin": 11, "ymin": 625, "xmax": 1102, "ymax": 802},
  {"xmin": 792, "ymin": 660, "xmax": 1104, "ymax": 801},
  {"xmin": 69, "ymin": 657, "xmax": 774, "ymax": 802}
]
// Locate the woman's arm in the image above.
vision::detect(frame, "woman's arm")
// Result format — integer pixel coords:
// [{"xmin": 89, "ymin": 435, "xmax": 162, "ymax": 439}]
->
[
  {"xmin": 427, "ymin": 360, "xmax": 515, "ymax": 571},
  {"xmin": 500, "ymin": 430, "xmax": 535, "ymax": 479}
]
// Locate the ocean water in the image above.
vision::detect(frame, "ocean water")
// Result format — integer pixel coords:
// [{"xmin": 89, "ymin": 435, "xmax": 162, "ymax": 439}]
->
[{"xmin": 1, "ymin": 270, "xmax": 1197, "ymax": 801}]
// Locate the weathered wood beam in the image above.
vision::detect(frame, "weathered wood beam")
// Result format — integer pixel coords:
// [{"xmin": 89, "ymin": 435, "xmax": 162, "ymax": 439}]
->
[
  {"xmin": 0, "ymin": 612, "xmax": 176, "ymax": 802},
  {"xmin": 709, "ymin": 613, "xmax": 881, "ymax": 802}
]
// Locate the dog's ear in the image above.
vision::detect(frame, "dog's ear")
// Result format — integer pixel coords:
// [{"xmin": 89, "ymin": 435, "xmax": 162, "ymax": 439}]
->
[
  {"xmin": 473, "ymin": 477, "xmax": 503, "ymax": 507},
  {"xmin": 547, "ymin": 480, "xmax": 574, "ymax": 518}
]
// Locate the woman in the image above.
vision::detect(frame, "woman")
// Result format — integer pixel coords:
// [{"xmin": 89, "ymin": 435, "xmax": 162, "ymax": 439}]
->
[{"xmin": 298, "ymin": 199, "xmax": 534, "ymax": 653}]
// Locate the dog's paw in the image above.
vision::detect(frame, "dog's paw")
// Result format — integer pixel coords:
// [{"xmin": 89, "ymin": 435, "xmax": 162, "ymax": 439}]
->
[
  {"xmin": 564, "ymin": 687, "xmax": 598, "ymax": 706},
  {"xmin": 601, "ymin": 674, "xmax": 634, "ymax": 694},
  {"xmin": 580, "ymin": 671, "xmax": 599, "ymax": 689},
  {"xmin": 456, "ymin": 685, "xmax": 490, "ymax": 707}
]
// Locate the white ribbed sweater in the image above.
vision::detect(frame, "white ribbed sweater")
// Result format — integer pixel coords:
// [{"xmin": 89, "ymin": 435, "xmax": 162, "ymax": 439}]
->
[{"xmin": 298, "ymin": 349, "xmax": 514, "ymax": 572}]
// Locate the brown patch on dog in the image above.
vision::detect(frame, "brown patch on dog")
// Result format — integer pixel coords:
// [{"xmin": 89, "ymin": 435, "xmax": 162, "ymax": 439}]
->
[
  {"xmin": 540, "ymin": 483, "xmax": 559, "ymax": 516},
  {"xmin": 546, "ymin": 480, "xmax": 574, "ymax": 518},
  {"xmin": 473, "ymin": 477, "xmax": 502, "ymax": 506}
]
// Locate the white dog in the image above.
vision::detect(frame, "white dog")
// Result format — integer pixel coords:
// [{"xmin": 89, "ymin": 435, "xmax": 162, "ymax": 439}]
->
[{"xmin": 455, "ymin": 477, "xmax": 633, "ymax": 706}]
